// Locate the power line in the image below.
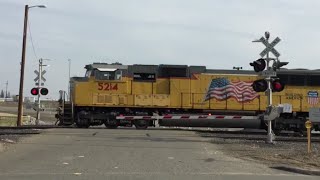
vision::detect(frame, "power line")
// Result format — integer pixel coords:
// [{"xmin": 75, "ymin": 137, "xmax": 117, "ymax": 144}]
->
[{"xmin": 27, "ymin": 19, "xmax": 38, "ymax": 60}]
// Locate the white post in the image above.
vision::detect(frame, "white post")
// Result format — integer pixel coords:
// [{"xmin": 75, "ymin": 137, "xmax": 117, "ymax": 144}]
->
[
  {"xmin": 266, "ymin": 37, "xmax": 275, "ymax": 144},
  {"xmin": 36, "ymin": 58, "xmax": 42, "ymax": 125}
]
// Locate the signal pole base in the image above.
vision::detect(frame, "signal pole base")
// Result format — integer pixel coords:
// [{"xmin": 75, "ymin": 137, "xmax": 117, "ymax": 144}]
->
[{"xmin": 266, "ymin": 132, "xmax": 276, "ymax": 144}]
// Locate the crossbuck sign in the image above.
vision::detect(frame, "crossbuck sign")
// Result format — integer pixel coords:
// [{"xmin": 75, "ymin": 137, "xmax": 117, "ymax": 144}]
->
[
  {"xmin": 34, "ymin": 70, "xmax": 46, "ymax": 82},
  {"xmin": 258, "ymin": 36, "xmax": 281, "ymax": 58}
]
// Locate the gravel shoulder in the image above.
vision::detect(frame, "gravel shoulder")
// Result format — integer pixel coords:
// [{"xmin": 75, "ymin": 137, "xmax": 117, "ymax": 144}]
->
[
  {"xmin": 197, "ymin": 131, "xmax": 320, "ymax": 172},
  {"xmin": 0, "ymin": 129, "xmax": 40, "ymax": 153}
]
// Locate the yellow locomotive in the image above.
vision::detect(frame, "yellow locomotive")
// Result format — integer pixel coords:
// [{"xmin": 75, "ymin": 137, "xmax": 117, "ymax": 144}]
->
[{"xmin": 56, "ymin": 63, "xmax": 320, "ymax": 131}]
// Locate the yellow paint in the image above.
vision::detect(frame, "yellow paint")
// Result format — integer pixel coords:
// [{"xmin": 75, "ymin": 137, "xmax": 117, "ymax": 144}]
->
[
  {"xmin": 72, "ymin": 73, "xmax": 320, "ymax": 112},
  {"xmin": 305, "ymin": 120, "xmax": 312, "ymax": 129}
]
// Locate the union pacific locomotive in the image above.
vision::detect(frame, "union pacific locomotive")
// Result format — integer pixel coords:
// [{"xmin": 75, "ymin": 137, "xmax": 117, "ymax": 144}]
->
[{"xmin": 56, "ymin": 63, "xmax": 320, "ymax": 132}]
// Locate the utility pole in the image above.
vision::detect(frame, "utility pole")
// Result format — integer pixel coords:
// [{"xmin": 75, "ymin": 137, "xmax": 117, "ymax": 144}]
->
[
  {"xmin": 17, "ymin": 4, "xmax": 46, "ymax": 127},
  {"xmin": 68, "ymin": 59, "xmax": 71, "ymax": 101},
  {"xmin": 17, "ymin": 5, "xmax": 29, "ymax": 127}
]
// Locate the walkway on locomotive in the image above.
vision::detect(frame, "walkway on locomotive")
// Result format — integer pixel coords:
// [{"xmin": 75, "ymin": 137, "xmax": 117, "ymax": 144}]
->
[{"xmin": 70, "ymin": 63, "xmax": 320, "ymax": 113}]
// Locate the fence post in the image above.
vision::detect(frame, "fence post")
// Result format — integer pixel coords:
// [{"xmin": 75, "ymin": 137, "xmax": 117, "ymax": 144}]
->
[
  {"xmin": 180, "ymin": 93, "xmax": 183, "ymax": 108},
  {"xmin": 225, "ymin": 93, "xmax": 228, "ymax": 110},
  {"xmin": 279, "ymin": 95, "xmax": 282, "ymax": 104},
  {"xmin": 300, "ymin": 97, "xmax": 303, "ymax": 112},
  {"xmin": 259, "ymin": 95, "xmax": 261, "ymax": 111},
  {"xmin": 192, "ymin": 93, "xmax": 194, "ymax": 109},
  {"xmin": 242, "ymin": 93, "xmax": 244, "ymax": 110}
]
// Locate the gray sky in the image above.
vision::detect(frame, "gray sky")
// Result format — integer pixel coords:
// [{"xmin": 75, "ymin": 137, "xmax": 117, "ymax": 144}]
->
[{"xmin": 1, "ymin": 0, "xmax": 320, "ymax": 99}]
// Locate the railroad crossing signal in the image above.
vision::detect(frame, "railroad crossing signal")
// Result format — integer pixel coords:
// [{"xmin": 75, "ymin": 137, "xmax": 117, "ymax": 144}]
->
[
  {"xmin": 31, "ymin": 87, "xmax": 49, "ymax": 96},
  {"xmin": 251, "ymin": 79, "xmax": 285, "ymax": 93},
  {"xmin": 264, "ymin": 105, "xmax": 283, "ymax": 121},
  {"xmin": 272, "ymin": 60, "xmax": 288, "ymax": 71},
  {"xmin": 251, "ymin": 31, "xmax": 289, "ymax": 144},
  {"xmin": 271, "ymin": 79, "xmax": 285, "ymax": 92},
  {"xmin": 34, "ymin": 70, "xmax": 46, "ymax": 82},
  {"xmin": 31, "ymin": 88, "xmax": 39, "ymax": 96},
  {"xmin": 252, "ymin": 79, "xmax": 268, "ymax": 92},
  {"xmin": 250, "ymin": 58, "xmax": 266, "ymax": 72},
  {"xmin": 256, "ymin": 36, "xmax": 281, "ymax": 58},
  {"xmin": 261, "ymin": 70, "xmax": 277, "ymax": 77}
]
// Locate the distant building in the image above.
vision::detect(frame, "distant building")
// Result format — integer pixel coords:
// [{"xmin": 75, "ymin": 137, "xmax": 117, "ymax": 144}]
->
[
  {"xmin": 0, "ymin": 98, "xmax": 14, "ymax": 102},
  {"xmin": 24, "ymin": 97, "xmax": 36, "ymax": 103}
]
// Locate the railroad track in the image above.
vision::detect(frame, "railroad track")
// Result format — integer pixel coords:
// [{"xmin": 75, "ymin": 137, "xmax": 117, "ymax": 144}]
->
[
  {"xmin": 0, "ymin": 126, "xmax": 320, "ymax": 142},
  {"xmin": 191, "ymin": 128, "xmax": 320, "ymax": 136}
]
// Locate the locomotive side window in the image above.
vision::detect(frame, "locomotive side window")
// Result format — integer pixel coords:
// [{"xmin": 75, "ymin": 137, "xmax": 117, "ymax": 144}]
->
[
  {"xmin": 115, "ymin": 70, "xmax": 122, "ymax": 80},
  {"xmin": 289, "ymin": 75, "xmax": 305, "ymax": 86},
  {"xmin": 159, "ymin": 67, "xmax": 187, "ymax": 78},
  {"xmin": 133, "ymin": 73, "xmax": 156, "ymax": 81},
  {"xmin": 307, "ymin": 75, "xmax": 320, "ymax": 86},
  {"xmin": 277, "ymin": 74, "xmax": 289, "ymax": 84}
]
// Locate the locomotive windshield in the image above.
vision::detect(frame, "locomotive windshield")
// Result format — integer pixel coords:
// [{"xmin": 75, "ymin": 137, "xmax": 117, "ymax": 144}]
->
[{"xmin": 94, "ymin": 68, "xmax": 122, "ymax": 80}]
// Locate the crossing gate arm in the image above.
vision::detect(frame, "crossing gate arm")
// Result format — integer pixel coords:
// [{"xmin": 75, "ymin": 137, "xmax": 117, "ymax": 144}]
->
[{"xmin": 116, "ymin": 115, "xmax": 259, "ymax": 120}]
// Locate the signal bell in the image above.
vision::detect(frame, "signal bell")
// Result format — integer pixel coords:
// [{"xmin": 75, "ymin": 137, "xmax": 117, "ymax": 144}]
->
[{"xmin": 250, "ymin": 59, "xmax": 266, "ymax": 72}]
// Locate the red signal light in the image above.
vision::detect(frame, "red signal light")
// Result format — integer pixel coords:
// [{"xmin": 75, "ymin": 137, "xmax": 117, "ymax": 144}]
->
[
  {"xmin": 31, "ymin": 88, "xmax": 39, "ymax": 95},
  {"xmin": 252, "ymin": 79, "xmax": 268, "ymax": 92},
  {"xmin": 272, "ymin": 80, "xmax": 285, "ymax": 92}
]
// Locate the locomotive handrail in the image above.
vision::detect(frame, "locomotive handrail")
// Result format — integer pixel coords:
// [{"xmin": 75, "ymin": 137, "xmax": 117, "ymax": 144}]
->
[{"xmin": 180, "ymin": 92, "xmax": 317, "ymax": 112}]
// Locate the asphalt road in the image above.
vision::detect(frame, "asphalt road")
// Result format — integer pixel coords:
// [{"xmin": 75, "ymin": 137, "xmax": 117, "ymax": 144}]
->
[{"xmin": 0, "ymin": 128, "xmax": 318, "ymax": 180}]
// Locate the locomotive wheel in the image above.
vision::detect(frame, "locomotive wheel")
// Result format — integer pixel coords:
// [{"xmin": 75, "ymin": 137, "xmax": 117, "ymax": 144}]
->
[
  {"xmin": 134, "ymin": 120, "xmax": 148, "ymax": 129},
  {"xmin": 76, "ymin": 123, "xmax": 90, "ymax": 128},
  {"xmin": 76, "ymin": 119, "xmax": 90, "ymax": 128},
  {"xmin": 104, "ymin": 116, "xmax": 118, "ymax": 129}
]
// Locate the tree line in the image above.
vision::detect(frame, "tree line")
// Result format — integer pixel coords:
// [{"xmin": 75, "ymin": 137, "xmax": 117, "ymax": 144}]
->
[{"xmin": 0, "ymin": 89, "xmax": 11, "ymax": 98}]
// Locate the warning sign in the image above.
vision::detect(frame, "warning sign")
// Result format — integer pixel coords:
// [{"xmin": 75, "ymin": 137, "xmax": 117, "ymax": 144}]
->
[{"xmin": 309, "ymin": 107, "xmax": 320, "ymax": 123}]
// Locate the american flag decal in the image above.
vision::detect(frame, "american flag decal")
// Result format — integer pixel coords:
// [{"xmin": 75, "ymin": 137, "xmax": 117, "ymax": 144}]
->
[
  {"xmin": 307, "ymin": 91, "xmax": 318, "ymax": 106},
  {"xmin": 205, "ymin": 78, "xmax": 259, "ymax": 102}
]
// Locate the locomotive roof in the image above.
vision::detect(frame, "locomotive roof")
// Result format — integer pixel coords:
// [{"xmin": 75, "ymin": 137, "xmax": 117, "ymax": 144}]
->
[{"xmin": 85, "ymin": 63, "xmax": 320, "ymax": 76}]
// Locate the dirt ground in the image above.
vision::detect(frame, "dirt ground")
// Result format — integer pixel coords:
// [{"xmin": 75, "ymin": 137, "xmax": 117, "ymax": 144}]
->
[
  {"xmin": 198, "ymin": 132, "xmax": 320, "ymax": 171},
  {"xmin": 0, "ymin": 102, "xmax": 57, "ymax": 124}
]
